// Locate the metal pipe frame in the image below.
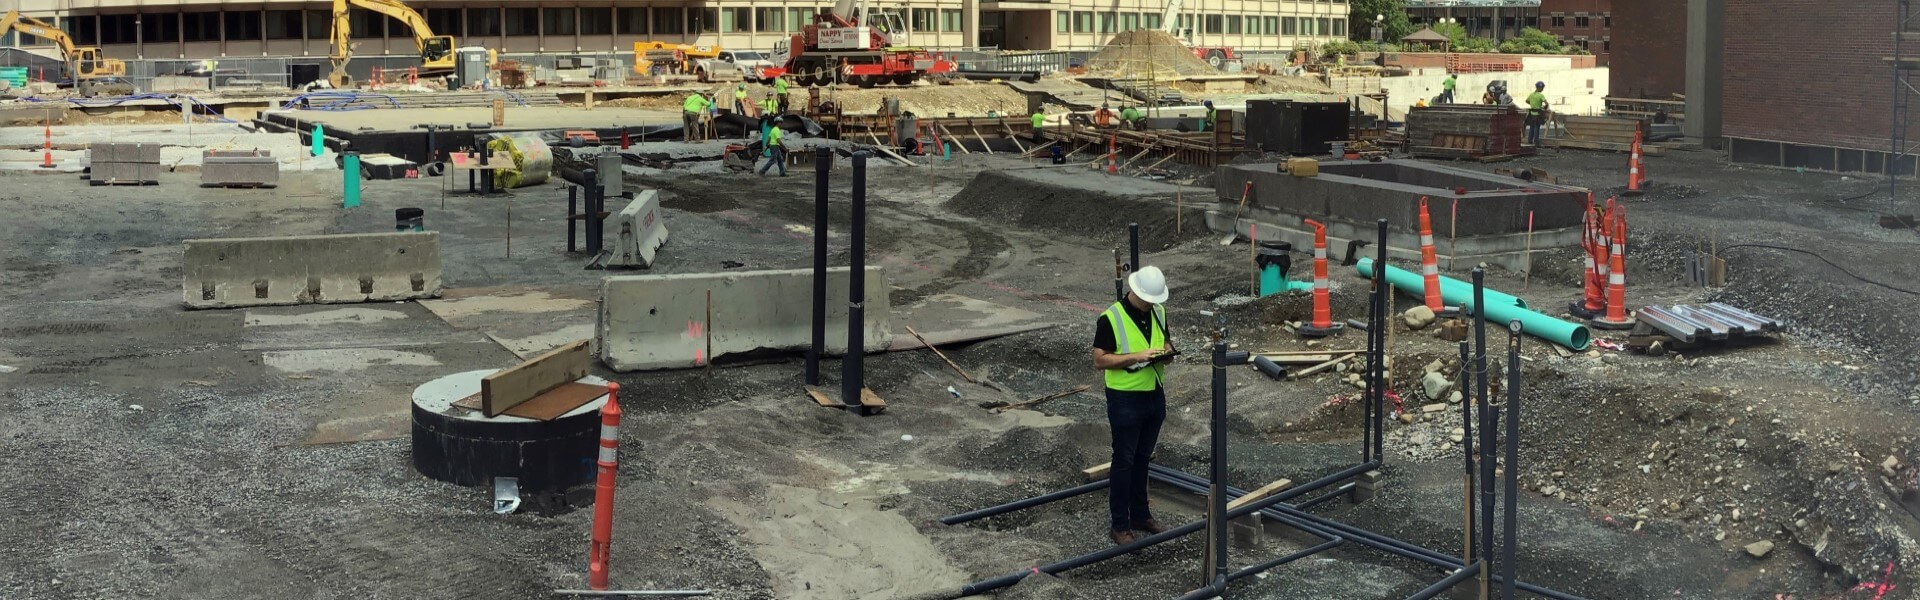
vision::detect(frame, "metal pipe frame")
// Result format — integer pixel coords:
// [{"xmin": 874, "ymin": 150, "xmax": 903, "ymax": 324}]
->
[
  {"xmin": 1472, "ymin": 268, "xmax": 1496, "ymax": 598},
  {"xmin": 841, "ymin": 152, "xmax": 868, "ymax": 412},
  {"xmin": 1406, "ymin": 564, "xmax": 1483, "ymax": 600},
  {"xmin": 1502, "ymin": 320, "xmax": 1522, "ymax": 600},
  {"xmin": 1293, "ymin": 483, "xmax": 1357, "ymax": 511},
  {"xmin": 937, "ymin": 480, "xmax": 1110, "ymax": 526},
  {"xmin": 806, "ymin": 147, "xmax": 830, "ymax": 386}
]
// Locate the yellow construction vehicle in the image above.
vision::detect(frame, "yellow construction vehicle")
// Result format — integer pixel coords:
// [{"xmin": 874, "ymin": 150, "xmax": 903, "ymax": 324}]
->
[
  {"xmin": 0, "ymin": 11, "xmax": 131, "ymax": 96},
  {"xmin": 633, "ymin": 42, "xmax": 746, "ymax": 82},
  {"xmin": 328, "ymin": 0, "xmax": 457, "ymax": 88}
]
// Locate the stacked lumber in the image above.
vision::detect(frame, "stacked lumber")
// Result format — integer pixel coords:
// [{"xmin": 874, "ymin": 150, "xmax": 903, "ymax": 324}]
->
[
  {"xmin": 1545, "ymin": 115, "xmax": 1665, "ymax": 155},
  {"xmin": 1404, "ymin": 104, "xmax": 1532, "ymax": 160}
]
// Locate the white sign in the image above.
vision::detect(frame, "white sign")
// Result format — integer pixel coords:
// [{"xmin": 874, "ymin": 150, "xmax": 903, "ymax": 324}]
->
[{"xmin": 817, "ymin": 27, "xmax": 871, "ymax": 51}]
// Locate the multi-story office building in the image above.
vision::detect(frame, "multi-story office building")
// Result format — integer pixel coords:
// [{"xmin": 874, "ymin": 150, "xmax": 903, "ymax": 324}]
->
[
  {"xmin": 1404, "ymin": 0, "xmax": 1539, "ymax": 42},
  {"xmin": 2, "ymin": 0, "xmax": 1350, "ymax": 59}
]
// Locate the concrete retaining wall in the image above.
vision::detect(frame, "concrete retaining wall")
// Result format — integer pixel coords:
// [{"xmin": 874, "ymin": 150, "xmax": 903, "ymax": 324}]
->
[
  {"xmin": 182, "ymin": 232, "xmax": 442, "ymax": 309},
  {"xmin": 599, "ymin": 267, "xmax": 891, "ymax": 372}
]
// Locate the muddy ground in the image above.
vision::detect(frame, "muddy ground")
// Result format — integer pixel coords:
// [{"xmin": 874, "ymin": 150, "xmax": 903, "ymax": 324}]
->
[{"xmin": 1, "ymin": 138, "xmax": 1917, "ymax": 600}]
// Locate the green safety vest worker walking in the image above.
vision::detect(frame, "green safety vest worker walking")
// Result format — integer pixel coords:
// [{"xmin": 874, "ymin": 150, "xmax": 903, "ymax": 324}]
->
[
  {"xmin": 758, "ymin": 123, "xmax": 787, "ymax": 177},
  {"xmin": 1439, "ymin": 73, "xmax": 1457, "ymax": 104},
  {"xmin": 1091, "ymin": 265, "xmax": 1175, "ymax": 546},
  {"xmin": 774, "ymin": 74, "xmax": 792, "ymax": 113},
  {"xmin": 1524, "ymin": 81, "xmax": 1549, "ymax": 146},
  {"xmin": 681, "ymin": 93, "xmax": 712, "ymax": 141}
]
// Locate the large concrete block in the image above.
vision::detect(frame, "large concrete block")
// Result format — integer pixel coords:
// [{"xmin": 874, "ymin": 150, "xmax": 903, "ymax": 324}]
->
[
  {"xmin": 90, "ymin": 162, "xmax": 161, "ymax": 185},
  {"xmin": 599, "ymin": 267, "xmax": 891, "ymax": 372},
  {"xmin": 93, "ymin": 142, "xmax": 163, "ymax": 164},
  {"xmin": 182, "ymin": 232, "xmax": 443, "ymax": 309},
  {"xmin": 202, "ymin": 149, "xmax": 280, "ymax": 187},
  {"xmin": 605, "ymin": 190, "xmax": 668, "ymax": 269}
]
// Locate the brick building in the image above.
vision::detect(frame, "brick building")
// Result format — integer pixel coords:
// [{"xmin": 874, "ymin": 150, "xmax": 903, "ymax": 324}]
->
[
  {"xmin": 1537, "ymin": 0, "xmax": 1609, "ymax": 65},
  {"xmin": 1723, "ymin": 0, "xmax": 1914, "ymax": 174},
  {"xmin": 1607, "ymin": 0, "xmax": 1684, "ymax": 99}
]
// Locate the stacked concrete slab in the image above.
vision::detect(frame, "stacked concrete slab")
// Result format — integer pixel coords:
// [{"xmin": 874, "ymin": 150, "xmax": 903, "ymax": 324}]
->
[
  {"xmin": 90, "ymin": 142, "xmax": 162, "ymax": 185},
  {"xmin": 599, "ymin": 267, "xmax": 891, "ymax": 371},
  {"xmin": 201, "ymin": 149, "xmax": 279, "ymax": 188},
  {"xmin": 182, "ymin": 232, "xmax": 442, "ymax": 309},
  {"xmin": 1404, "ymin": 104, "xmax": 1532, "ymax": 159}
]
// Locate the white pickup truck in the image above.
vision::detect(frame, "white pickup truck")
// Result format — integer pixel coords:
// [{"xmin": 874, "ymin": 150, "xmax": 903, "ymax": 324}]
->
[{"xmin": 700, "ymin": 50, "xmax": 777, "ymax": 83}]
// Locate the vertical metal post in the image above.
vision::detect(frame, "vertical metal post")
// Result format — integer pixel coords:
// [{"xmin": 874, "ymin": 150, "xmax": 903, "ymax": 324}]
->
[
  {"xmin": 584, "ymin": 169, "xmax": 602, "ymax": 256},
  {"xmin": 1128, "ymin": 222, "xmax": 1141, "ymax": 272},
  {"xmin": 1114, "ymin": 248, "xmax": 1126, "ymax": 303},
  {"xmin": 807, "ymin": 147, "xmax": 831, "ymax": 386},
  {"xmin": 1458, "ymin": 340, "xmax": 1476, "ymax": 569},
  {"xmin": 1204, "ymin": 313, "xmax": 1240, "ymax": 593},
  {"xmin": 1372, "ymin": 219, "xmax": 1389, "ymax": 459},
  {"xmin": 1472, "ymin": 268, "xmax": 1495, "ymax": 600},
  {"xmin": 1503, "ymin": 320, "xmax": 1522, "ymax": 600},
  {"xmin": 842, "ymin": 152, "xmax": 870, "ymax": 412},
  {"xmin": 568, "ymin": 185, "xmax": 578, "ymax": 253}
]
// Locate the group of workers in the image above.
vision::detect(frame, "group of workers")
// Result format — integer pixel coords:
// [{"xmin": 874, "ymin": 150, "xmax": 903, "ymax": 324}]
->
[
  {"xmin": 680, "ymin": 73, "xmax": 797, "ymax": 176},
  {"xmin": 1416, "ymin": 72, "xmax": 1553, "ymax": 146}
]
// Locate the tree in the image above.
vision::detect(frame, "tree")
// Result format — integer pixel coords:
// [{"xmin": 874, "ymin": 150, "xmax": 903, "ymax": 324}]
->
[
  {"xmin": 1499, "ymin": 27, "xmax": 1571, "ymax": 54},
  {"xmin": 1348, "ymin": 0, "xmax": 1416, "ymax": 42},
  {"xmin": 1430, "ymin": 21, "xmax": 1470, "ymax": 48},
  {"xmin": 1457, "ymin": 37, "xmax": 1499, "ymax": 53}
]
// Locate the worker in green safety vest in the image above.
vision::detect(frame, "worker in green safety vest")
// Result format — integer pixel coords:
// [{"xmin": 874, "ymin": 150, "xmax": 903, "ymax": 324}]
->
[
  {"xmin": 1525, "ymin": 81, "xmax": 1549, "ymax": 146},
  {"xmin": 774, "ymin": 74, "xmax": 792, "ymax": 113},
  {"xmin": 1091, "ymin": 265, "xmax": 1174, "ymax": 546},
  {"xmin": 1120, "ymin": 105, "xmax": 1144, "ymax": 131},
  {"xmin": 1439, "ymin": 72, "xmax": 1457, "ymax": 104},
  {"xmin": 1202, "ymin": 99, "xmax": 1217, "ymax": 132},
  {"xmin": 733, "ymin": 83, "xmax": 749, "ymax": 114},
  {"xmin": 759, "ymin": 94, "xmax": 778, "ymax": 116},
  {"xmin": 681, "ymin": 93, "xmax": 712, "ymax": 141},
  {"xmin": 758, "ymin": 122, "xmax": 787, "ymax": 177},
  {"xmin": 1030, "ymin": 110, "xmax": 1046, "ymax": 142}
]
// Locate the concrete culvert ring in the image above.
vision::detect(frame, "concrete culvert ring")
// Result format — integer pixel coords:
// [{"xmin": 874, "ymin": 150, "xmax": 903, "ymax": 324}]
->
[{"xmin": 410, "ymin": 369, "xmax": 609, "ymax": 493}]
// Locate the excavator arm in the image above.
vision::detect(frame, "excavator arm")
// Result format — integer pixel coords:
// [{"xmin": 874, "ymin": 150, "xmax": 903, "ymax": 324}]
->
[
  {"xmin": 0, "ymin": 10, "xmax": 127, "ymax": 90},
  {"xmin": 329, "ymin": 0, "xmax": 457, "ymax": 87},
  {"xmin": 0, "ymin": 11, "xmax": 78, "ymax": 57}
]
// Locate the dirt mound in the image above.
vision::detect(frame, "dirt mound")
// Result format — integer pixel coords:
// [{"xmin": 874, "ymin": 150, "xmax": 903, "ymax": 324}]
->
[
  {"xmin": 946, "ymin": 171, "xmax": 1211, "ymax": 249},
  {"xmin": 1084, "ymin": 30, "xmax": 1218, "ymax": 78}
]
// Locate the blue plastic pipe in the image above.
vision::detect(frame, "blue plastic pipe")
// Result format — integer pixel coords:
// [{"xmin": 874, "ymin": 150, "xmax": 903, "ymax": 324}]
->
[{"xmin": 1357, "ymin": 258, "xmax": 1591, "ymax": 351}]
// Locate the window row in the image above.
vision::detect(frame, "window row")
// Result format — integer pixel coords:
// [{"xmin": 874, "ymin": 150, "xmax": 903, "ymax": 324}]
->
[
  {"xmin": 58, "ymin": 6, "xmax": 971, "ymax": 45},
  {"xmin": 1058, "ymin": 12, "xmax": 1345, "ymax": 37}
]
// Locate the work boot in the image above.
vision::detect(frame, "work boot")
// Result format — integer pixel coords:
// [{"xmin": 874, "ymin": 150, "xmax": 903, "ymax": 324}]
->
[
  {"xmin": 1109, "ymin": 529, "xmax": 1137, "ymax": 545},
  {"xmin": 1131, "ymin": 519, "xmax": 1169, "ymax": 535}
]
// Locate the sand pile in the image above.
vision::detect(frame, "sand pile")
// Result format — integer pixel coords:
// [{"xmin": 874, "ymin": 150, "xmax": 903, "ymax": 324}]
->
[{"xmin": 1083, "ymin": 29, "xmax": 1218, "ymax": 78}]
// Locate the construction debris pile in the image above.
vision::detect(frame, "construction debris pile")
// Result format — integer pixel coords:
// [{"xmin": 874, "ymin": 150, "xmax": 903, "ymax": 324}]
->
[{"xmin": 1083, "ymin": 30, "xmax": 1219, "ymax": 79}]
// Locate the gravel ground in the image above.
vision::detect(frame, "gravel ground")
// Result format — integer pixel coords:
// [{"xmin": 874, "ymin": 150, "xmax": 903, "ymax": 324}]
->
[{"xmin": 2, "ymin": 137, "xmax": 1918, "ymax": 600}]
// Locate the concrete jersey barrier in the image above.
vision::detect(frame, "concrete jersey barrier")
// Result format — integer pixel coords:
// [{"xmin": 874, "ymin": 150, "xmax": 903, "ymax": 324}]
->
[
  {"xmin": 599, "ymin": 267, "xmax": 891, "ymax": 371},
  {"xmin": 182, "ymin": 232, "xmax": 443, "ymax": 309}
]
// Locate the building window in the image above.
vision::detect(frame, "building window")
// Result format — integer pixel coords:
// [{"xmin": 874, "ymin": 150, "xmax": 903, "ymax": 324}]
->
[
  {"xmin": 1603, "ymin": 40, "xmax": 1611, "ymax": 52},
  {"xmin": 1203, "ymin": 14, "xmax": 1223, "ymax": 34},
  {"xmin": 1058, "ymin": 12, "xmax": 1070, "ymax": 33},
  {"xmin": 912, "ymin": 8, "xmax": 935, "ymax": 32},
  {"xmin": 652, "ymin": 7, "xmax": 683, "ymax": 34},
  {"xmin": 1226, "ymin": 15, "xmax": 1242, "ymax": 34},
  {"xmin": 1551, "ymin": 16, "xmax": 1565, "ymax": 27},
  {"xmin": 467, "ymin": 8, "xmax": 501, "ymax": 37},
  {"xmin": 65, "ymin": 15, "xmax": 98, "ymax": 45},
  {"xmin": 543, "ymin": 8, "xmax": 576, "ymax": 36},
  {"xmin": 1099, "ymin": 12, "xmax": 1117, "ymax": 33},
  {"xmin": 1574, "ymin": 16, "xmax": 1589, "ymax": 28},
  {"xmin": 580, "ymin": 8, "xmax": 611, "ymax": 36},
  {"xmin": 308, "ymin": 10, "xmax": 331, "ymax": 39},
  {"xmin": 1282, "ymin": 17, "xmax": 1297, "ymax": 35},
  {"xmin": 618, "ymin": 7, "xmax": 649, "ymax": 34},
  {"xmin": 1074, "ymin": 11, "xmax": 1093, "ymax": 34},
  {"xmin": 1335, "ymin": 18, "xmax": 1347, "ymax": 36},
  {"xmin": 266, "ymin": 11, "xmax": 303, "ymax": 40},
  {"xmin": 1317, "ymin": 17, "xmax": 1331, "ymax": 36},
  {"xmin": 348, "ymin": 9, "xmax": 387, "ymax": 39},
  {"xmin": 425, "ymin": 9, "xmax": 460, "ymax": 37},
  {"xmin": 224, "ymin": 11, "xmax": 262, "ymax": 41},
  {"xmin": 720, "ymin": 7, "xmax": 749, "ymax": 33},
  {"xmin": 692, "ymin": 8, "xmax": 717, "ymax": 33},
  {"xmin": 1604, "ymin": 15, "xmax": 1612, "ymax": 28},
  {"xmin": 756, "ymin": 8, "xmax": 786, "ymax": 33},
  {"xmin": 942, "ymin": 9, "xmax": 963, "ymax": 32},
  {"xmin": 793, "ymin": 8, "xmax": 815, "ymax": 30},
  {"xmin": 100, "ymin": 15, "xmax": 136, "ymax": 44},
  {"xmin": 1145, "ymin": 14, "xmax": 1162, "ymax": 29},
  {"xmin": 1177, "ymin": 14, "xmax": 1193, "ymax": 33},
  {"xmin": 504, "ymin": 8, "xmax": 537, "ymax": 36},
  {"xmin": 181, "ymin": 12, "xmax": 219, "ymax": 42}
]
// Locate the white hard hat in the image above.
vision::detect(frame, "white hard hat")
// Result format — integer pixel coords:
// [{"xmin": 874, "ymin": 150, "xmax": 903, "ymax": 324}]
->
[{"xmin": 1128, "ymin": 266, "xmax": 1170, "ymax": 305}]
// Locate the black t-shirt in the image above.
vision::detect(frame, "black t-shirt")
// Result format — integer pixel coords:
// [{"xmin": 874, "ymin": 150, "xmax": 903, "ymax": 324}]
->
[{"xmin": 1093, "ymin": 302, "xmax": 1161, "ymax": 353}]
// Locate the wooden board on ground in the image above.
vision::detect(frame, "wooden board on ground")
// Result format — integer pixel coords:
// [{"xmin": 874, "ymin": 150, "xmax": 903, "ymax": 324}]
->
[
  {"xmin": 803, "ymin": 385, "xmax": 888, "ymax": 415},
  {"xmin": 1226, "ymin": 478, "xmax": 1294, "ymax": 511},
  {"xmin": 481, "ymin": 340, "xmax": 591, "ymax": 417},
  {"xmin": 1290, "ymin": 354, "xmax": 1356, "ymax": 379},
  {"xmin": 1542, "ymin": 137, "xmax": 1666, "ymax": 156},
  {"xmin": 1084, "ymin": 462, "xmax": 1112, "ymax": 481},
  {"xmin": 455, "ymin": 381, "xmax": 609, "ymax": 421}
]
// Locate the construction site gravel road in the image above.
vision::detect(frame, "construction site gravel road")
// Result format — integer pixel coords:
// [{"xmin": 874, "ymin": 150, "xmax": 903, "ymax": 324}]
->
[{"xmin": 2, "ymin": 136, "xmax": 1918, "ymax": 600}]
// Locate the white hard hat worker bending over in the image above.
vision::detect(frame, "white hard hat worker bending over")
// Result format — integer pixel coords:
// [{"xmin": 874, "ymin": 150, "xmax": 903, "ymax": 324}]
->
[{"xmin": 1090, "ymin": 265, "xmax": 1176, "ymax": 545}]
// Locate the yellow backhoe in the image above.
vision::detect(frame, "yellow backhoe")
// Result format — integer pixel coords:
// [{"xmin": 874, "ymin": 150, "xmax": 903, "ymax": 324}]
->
[
  {"xmin": 328, "ymin": 0, "xmax": 457, "ymax": 88},
  {"xmin": 0, "ymin": 11, "xmax": 131, "ymax": 96}
]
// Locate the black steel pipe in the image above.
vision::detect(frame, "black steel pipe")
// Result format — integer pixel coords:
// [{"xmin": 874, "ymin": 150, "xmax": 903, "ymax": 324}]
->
[
  {"xmin": 842, "ymin": 152, "xmax": 869, "ymax": 412},
  {"xmin": 583, "ymin": 168, "xmax": 602, "ymax": 255},
  {"xmin": 1293, "ymin": 482, "xmax": 1357, "ymax": 511},
  {"xmin": 1372, "ymin": 219, "xmax": 1389, "ymax": 461},
  {"xmin": 1503, "ymin": 321, "xmax": 1523, "ymax": 600},
  {"xmin": 1205, "ymin": 327, "xmax": 1234, "ymax": 590},
  {"xmin": 1149, "ymin": 462, "xmax": 1380, "ymax": 509},
  {"xmin": 1407, "ymin": 563, "xmax": 1483, "ymax": 600},
  {"xmin": 567, "ymin": 185, "xmax": 578, "ymax": 253},
  {"xmin": 1458, "ymin": 340, "xmax": 1476, "ymax": 566},
  {"xmin": 1472, "ymin": 268, "xmax": 1496, "ymax": 592},
  {"xmin": 1129, "ymin": 222, "xmax": 1141, "ymax": 273},
  {"xmin": 938, "ymin": 479, "xmax": 1110, "ymax": 526},
  {"xmin": 807, "ymin": 147, "xmax": 830, "ymax": 386},
  {"xmin": 1174, "ymin": 538, "xmax": 1345, "ymax": 600}
]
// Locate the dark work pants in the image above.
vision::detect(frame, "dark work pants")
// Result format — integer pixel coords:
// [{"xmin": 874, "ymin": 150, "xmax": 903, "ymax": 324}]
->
[{"xmin": 1106, "ymin": 386, "xmax": 1167, "ymax": 531}]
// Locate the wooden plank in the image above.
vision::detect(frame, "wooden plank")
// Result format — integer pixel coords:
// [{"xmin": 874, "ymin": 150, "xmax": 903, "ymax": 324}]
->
[
  {"xmin": 1018, "ymin": 141, "xmax": 1058, "ymax": 157},
  {"xmin": 1289, "ymin": 354, "xmax": 1356, "ymax": 380},
  {"xmin": 905, "ymin": 325, "xmax": 977, "ymax": 383},
  {"xmin": 969, "ymin": 124, "xmax": 995, "ymax": 154},
  {"xmin": 939, "ymin": 123, "xmax": 971, "ymax": 154},
  {"xmin": 804, "ymin": 385, "xmax": 841, "ymax": 408},
  {"xmin": 1541, "ymin": 137, "xmax": 1666, "ymax": 156},
  {"xmin": 1225, "ymin": 479, "xmax": 1294, "ymax": 511},
  {"xmin": 481, "ymin": 340, "xmax": 591, "ymax": 417},
  {"xmin": 1004, "ymin": 123, "xmax": 1028, "ymax": 153},
  {"xmin": 1256, "ymin": 348, "xmax": 1366, "ymax": 356},
  {"xmin": 503, "ymin": 381, "xmax": 610, "ymax": 421},
  {"xmin": 1255, "ymin": 353, "xmax": 1339, "ymax": 365},
  {"xmin": 1084, "ymin": 462, "xmax": 1112, "ymax": 481},
  {"xmin": 858, "ymin": 387, "xmax": 887, "ymax": 413}
]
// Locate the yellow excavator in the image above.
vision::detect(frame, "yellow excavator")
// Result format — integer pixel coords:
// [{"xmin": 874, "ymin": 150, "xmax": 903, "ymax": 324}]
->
[
  {"xmin": 327, "ymin": 0, "xmax": 458, "ymax": 88},
  {"xmin": 0, "ymin": 11, "xmax": 131, "ymax": 96}
]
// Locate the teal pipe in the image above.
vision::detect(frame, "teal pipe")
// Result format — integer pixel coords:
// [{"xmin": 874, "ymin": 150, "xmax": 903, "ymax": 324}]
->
[
  {"xmin": 1356, "ymin": 258, "xmax": 1590, "ymax": 351},
  {"xmin": 1259, "ymin": 264, "xmax": 1314, "ymax": 297},
  {"xmin": 342, "ymin": 151, "xmax": 361, "ymax": 208}
]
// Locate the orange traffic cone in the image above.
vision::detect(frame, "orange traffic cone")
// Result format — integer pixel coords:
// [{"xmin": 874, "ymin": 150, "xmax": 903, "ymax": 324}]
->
[
  {"xmin": 1297, "ymin": 219, "xmax": 1343, "ymax": 337},
  {"xmin": 1417, "ymin": 197, "xmax": 1446, "ymax": 314},
  {"xmin": 1107, "ymin": 134, "xmax": 1117, "ymax": 174},
  {"xmin": 1623, "ymin": 125, "xmax": 1646, "ymax": 196},
  {"xmin": 1569, "ymin": 194, "xmax": 1608, "ymax": 318},
  {"xmin": 39, "ymin": 121, "xmax": 53, "ymax": 169},
  {"xmin": 1591, "ymin": 206, "xmax": 1635, "ymax": 329}
]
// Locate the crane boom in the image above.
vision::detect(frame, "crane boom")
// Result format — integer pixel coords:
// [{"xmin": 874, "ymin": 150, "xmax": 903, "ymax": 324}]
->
[{"xmin": 1158, "ymin": 0, "xmax": 1184, "ymax": 33}]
